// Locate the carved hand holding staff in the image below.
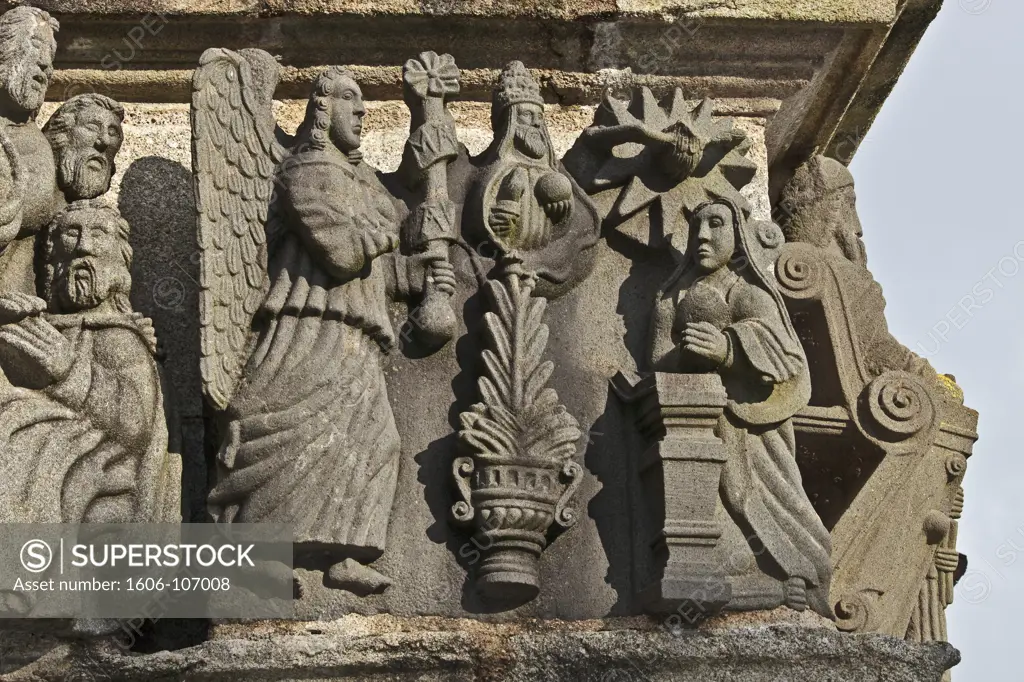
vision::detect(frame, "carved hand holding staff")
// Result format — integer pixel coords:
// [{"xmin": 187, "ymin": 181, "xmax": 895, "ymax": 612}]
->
[
  {"xmin": 194, "ymin": 49, "xmax": 454, "ymax": 595},
  {"xmin": 401, "ymin": 51, "xmax": 460, "ymax": 348}
]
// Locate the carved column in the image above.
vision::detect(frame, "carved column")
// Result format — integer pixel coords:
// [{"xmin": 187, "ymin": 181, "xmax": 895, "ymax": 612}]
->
[{"xmin": 613, "ymin": 372, "xmax": 731, "ymax": 615}]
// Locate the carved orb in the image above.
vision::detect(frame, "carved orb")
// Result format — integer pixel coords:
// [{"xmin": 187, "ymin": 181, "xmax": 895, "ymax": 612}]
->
[
  {"xmin": 534, "ymin": 171, "xmax": 572, "ymax": 205},
  {"xmin": 675, "ymin": 280, "xmax": 730, "ymax": 331}
]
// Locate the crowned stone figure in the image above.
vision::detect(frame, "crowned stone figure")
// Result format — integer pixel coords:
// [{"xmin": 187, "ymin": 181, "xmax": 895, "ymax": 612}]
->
[{"xmin": 463, "ymin": 61, "xmax": 599, "ymax": 296}]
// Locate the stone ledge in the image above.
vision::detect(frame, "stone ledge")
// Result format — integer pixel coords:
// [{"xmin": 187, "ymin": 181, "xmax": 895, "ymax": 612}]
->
[
  {"xmin": 13, "ymin": 0, "xmax": 939, "ymax": 180},
  {"xmin": 5, "ymin": 615, "xmax": 959, "ymax": 681},
  {"xmin": 2, "ymin": 0, "xmax": 898, "ymax": 23}
]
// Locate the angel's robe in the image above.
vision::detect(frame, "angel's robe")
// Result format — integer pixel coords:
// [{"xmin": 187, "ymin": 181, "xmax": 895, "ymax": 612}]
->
[
  {"xmin": 0, "ymin": 314, "xmax": 181, "ymax": 524},
  {"xmin": 209, "ymin": 147, "xmax": 405, "ymax": 562},
  {"xmin": 652, "ymin": 266, "xmax": 832, "ymax": 612}
]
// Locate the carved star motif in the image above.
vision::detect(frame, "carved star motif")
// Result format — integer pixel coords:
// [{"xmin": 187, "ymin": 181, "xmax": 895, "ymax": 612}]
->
[
  {"xmin": 575, "ymin": 87, "xmax": 758, "ymax": 244},
  {"xmin": 403, "ymin": 51, "xmax": 460, "ymax": 99}
]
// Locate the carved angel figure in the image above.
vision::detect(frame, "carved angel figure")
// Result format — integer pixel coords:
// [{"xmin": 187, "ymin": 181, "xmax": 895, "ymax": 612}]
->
[
  {"xmin": 649, "ymin": 196, "xmax": 832, "ymax": 615},
  {"xmin": 194, "ymin": 50, "xmax": 453, "ymax": 593}
]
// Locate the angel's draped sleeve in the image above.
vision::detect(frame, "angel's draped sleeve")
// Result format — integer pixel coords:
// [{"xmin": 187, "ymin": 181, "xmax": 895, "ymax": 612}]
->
[
  {"xmin": 725, "ymin": 281, "xmax": 805, "ymax": 385},
  {"xmin": 278, "ymin": 154, "xmax": 396, "ymax": 282}
]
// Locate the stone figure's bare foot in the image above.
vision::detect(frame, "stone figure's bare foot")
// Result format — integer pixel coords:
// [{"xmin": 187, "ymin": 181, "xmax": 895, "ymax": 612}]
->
[{"xmin": 326, "ymin": 558, "xmax": 392, "ymax": 596}]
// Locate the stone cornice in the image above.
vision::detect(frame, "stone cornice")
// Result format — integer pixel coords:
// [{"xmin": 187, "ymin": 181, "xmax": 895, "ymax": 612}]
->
[{"xmin": 7, "ymin": 0, "xmax": 939, "ymax": 189}]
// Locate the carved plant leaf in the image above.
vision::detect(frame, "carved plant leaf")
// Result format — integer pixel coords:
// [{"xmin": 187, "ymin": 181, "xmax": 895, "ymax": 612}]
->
[
  {"xmin": 523, "ymin": 359, "xmax": 554, "ymax": 406},
  {"xmin": 458, "ymin": 274, "xmax": 582, "ymax": 469}
]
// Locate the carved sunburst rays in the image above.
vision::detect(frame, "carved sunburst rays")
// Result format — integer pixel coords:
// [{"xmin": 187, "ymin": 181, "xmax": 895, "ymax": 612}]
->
[{"xmin": 585, "ymin": 87, "xmax": 757, "ymax": 240}]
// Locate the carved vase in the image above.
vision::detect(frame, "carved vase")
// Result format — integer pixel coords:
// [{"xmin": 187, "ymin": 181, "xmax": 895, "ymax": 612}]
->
[
  {"xmin": 453, "ymin": 272, "xmax": 584, "ymax": 602},
  {"xmin": 453, "ymin": 457, "xmax": 582, "ymax": 601}
]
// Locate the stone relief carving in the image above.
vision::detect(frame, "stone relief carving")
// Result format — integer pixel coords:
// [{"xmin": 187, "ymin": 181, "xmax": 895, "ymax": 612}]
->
[
  {"xmin": 461, "ymin": 61, "xmax": 601, "ymax": 298},
  {"xmin": 650, "ymin": 197, "xmax": 830, "ymax": 615},
  {"xmin": 161, "ymin": 45, "xmax": 982, "ymax": 636},
  {"xmin": 0, "ymin": 6, "xmax": 63, "ymax": 295},
  {"xmin": 196, "ymin": 49, "xmax": 455, "ymax": 595},
  {"xmin": 0, "ymin": 4, "xmax": 983, "ymax": 677},
  {"xmin": 451, "ymin": 61, "xmax": 590, "ymax": 602},
  {"xmin": 615, "ymin": 199, "xmax": 832, "ymax": 617},
  {"xmin": 0, "ymin": 201, "xmax": 180, "ymax": 524},
  {"xmin": 586, "ymin": 88, "xmax": 830, "ymax": 617},
  {"xmin": 564, "ymin": 87, "xmax": 756, "ymax": 249},
  {"xmin": 43, "ymin": 93, "xmax": 124, "ymax": 203},
  {"xmin": 0, "ymin": 6, "xmax": 178, "ymax": 533},
  {"xmin": 398, "ymin": 51, "xmax": 461, "ymax": 349},
  {"xmin": 774, "ymin": 155, "xmax": 976, "ymax": 642}
]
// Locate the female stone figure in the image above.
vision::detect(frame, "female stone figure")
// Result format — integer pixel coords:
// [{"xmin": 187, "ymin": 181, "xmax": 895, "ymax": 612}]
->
[{"xmin": 648, "ymin": 197, "xmax": 832, "ymax": 614}]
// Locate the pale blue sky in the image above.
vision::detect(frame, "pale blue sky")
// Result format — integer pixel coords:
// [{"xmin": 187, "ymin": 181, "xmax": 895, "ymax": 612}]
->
[{"xmin": 851, "ymin": 0, "xmax": 1022, "ymax": 678}]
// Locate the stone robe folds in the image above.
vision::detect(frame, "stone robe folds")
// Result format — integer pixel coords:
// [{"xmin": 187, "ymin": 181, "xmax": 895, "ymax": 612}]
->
[
  {"xmin": 652, "ymin": 204, "xmax": 832, "ymax": 613},
  {"xmin": 209, "ymin": 150, "xmax": 404, "ymax": 562},
  {"xmin": 0, "ymin": 315, "xmax": 181, "ymax": 524}
]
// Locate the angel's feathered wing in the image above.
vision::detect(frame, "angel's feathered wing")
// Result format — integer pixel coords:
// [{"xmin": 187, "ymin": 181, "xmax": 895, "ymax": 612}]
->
[{"xmin": 192, "ymin": 47, "xmax": 288, "ymax": 411}]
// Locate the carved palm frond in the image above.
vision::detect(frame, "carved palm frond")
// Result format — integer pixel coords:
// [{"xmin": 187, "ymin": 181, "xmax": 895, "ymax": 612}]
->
[{"xmin": 459, "ymin": 274, "xmax": 581, "ymax": 469}]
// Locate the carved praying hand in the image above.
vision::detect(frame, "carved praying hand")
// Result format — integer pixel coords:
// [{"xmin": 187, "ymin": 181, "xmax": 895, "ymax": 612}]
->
[
  {"xmin": 681, "ymin": 320, "xmax": 729, "ymax": 367},
  {"xmin": 0, "ymin": 292, "xmax": 47, "ymax": 325},
  {"xmin": 0, "ymin": 314, "xmax": 77, "ymax": 386}
]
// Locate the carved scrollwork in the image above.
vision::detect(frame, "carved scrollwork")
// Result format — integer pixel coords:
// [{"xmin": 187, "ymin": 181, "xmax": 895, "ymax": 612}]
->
[
  {"xmin": 859, "ymin": 370, "xmax": 937, "ymax": 444},
  {"xmin": 451, "ymin": 456, "xmax": 475, "ymax": 524},
  {"xmin": 775, "ymin": 243, "xmax": 825, "ymax": 300},
  {"xmin": 834, "ymin": 588, "xmax": 884, "ymax": 632},
  {"xmin": 554, "ymin": 460, "xmax": 584, "ymax": 528},
  {"xmin": 945, "ymin": 453, "xmax": 967, "ymax": 479},
  {"xmin": 756, "ymin": 220, "xmax": 785, "ymax": 250}
]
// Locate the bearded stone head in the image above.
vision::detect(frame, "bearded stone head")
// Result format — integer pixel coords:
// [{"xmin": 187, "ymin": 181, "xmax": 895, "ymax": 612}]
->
[
  {"xmin": 44, "ymin": 94, "xmax": 124, "ymax": 201},
  {"xmin": 44, "ymin": 200, "xmax": 133, "ymax": 315},
  {"xmin": 490, "ymin": 61, "xmax": 554, "ymax": 165},
  {"xmin": 779, "ymin": 155, "xmax": 867, "ymax": 267},
  {"xmin": 0, "ymin": 7, "xmax": 58, "ymax": 118}
]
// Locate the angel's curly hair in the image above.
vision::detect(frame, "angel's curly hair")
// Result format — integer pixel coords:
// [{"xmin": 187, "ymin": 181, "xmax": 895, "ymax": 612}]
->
[
  {"xmin": 296, "ymin": 66, "xmax": 357, "ymax": 152},
  {"xmin": 42, "ymin": 199, "xmax": 133, "ymax": 314}
]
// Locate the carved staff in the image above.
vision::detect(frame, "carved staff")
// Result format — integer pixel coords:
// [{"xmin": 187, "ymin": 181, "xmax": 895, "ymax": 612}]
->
[{"xmin": 402, "ymin": 52, "xmax": 461, "ymax": 349}]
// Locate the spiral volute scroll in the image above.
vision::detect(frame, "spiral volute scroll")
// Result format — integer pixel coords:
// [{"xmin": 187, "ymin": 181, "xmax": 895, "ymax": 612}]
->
[
  {"xmin": 945, "ymin": 453, "xmax": 967, "ymax": 479},
  {"xmin": 834, "ymin": 589, "xmax": 882, "ymax": 633},
  {"xmin": 451, "ymin": 456, "xmax": 475, "ymax": 524},
  {"xmin": 554, "ymin": 461, "xmax": 584, "ymax": 528},
  {"xmin": 775, "ymin": 243, "xmax": 825, "ymax": 300},
  {"xmin": 858, "ymin": 370, "xmax": 937, "ymax": 445}
]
